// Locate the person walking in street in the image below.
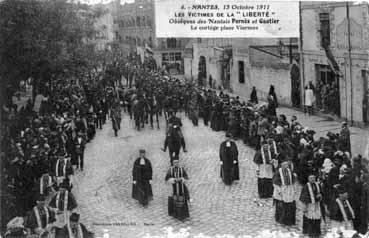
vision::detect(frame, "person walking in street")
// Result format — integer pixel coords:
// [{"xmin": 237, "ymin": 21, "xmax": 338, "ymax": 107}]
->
[
  {"xmin": 338, "ymin": 122, "xmax": 351, "ymax": 154},
  {"xmin": 111, "ymin": 101, "xmax": 122, "ymax": 137},
  {"xmin": 55, "ymin": 213, "xmax": 94, "ymax": 238},
  {"xmin": 268, "ymin": 85, "xmax": 278, "ymax": 107},
  {"xmin": 24, "ymin": 194, "xmax": 56, "ymax": 237},
  {"xmin": 132, "ymin": 149, "xmax": 153, "ymax": 207},
  {"xmin": 219, "ymin": 133, "xmax": 239, "ymax": 185},
  {"xmin": 330, "ymin": 185, "xmax": 356, "ymax": 230},
  {"xmin": 72, "ymin": 132, "xmax": 86, "ymax": 171},
  {"xmin": 49, "ymin": 179, "xmax": 78, "ymax": 225},
  {"xmin": 253, "ymin": 140, "xmax": 278, "ymax": 198},
  {"xmin": 304, "ymin": 86, "xmax": 315, "ymax": 115},
  {"xmin": 250, "ymin": 86, "xmax": 258, "ymax": 104},
  {"xmin": 165, "ymin": 159, "xmax": 190, "ymax": 220},
  {"xmin": 299, "ymin": 174, "xmax": 324, "ymax": 237},
  {"xmin": 273, "ymin": 160, "xmax": 297, "ymax": 226}
]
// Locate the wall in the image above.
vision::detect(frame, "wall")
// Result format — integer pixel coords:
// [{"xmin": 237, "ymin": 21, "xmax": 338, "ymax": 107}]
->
[
  {"xmin": 231, "ymin": 54, "xmax": 291, "ymax": 105},
  {"xmin": 184, "ymin": 40, "xmax": 226, "ymax": 88},
  {"xmin": 230, "ymin": 38, "xmax": 292, "ymax": 105},
  {"xmin": 301, "ymin": 2, "xmax": 369, "ymax": 125}
]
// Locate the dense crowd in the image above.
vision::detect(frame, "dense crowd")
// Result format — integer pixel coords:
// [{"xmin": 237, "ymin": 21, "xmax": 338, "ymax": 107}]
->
[
  {"xmin": 1, "ymin": 52, "xmax": 368, "ymax": 237},
  {"xmin": 0, "ymin": 62, "xmax": 121, "ymax": 237},
  {"xmin": 121, "ymin": 59, "xmax": 369, "ymax": 236}
]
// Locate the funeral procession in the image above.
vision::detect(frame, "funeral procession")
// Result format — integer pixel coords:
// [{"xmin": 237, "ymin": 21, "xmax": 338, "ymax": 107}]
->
[{"xmin": 0, "ymin": 0, "xmax": 369, "ymax": 237}]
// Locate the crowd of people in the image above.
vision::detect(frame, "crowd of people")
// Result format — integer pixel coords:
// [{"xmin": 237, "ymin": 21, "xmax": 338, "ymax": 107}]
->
[
  {"xmin": 120, "ymin": 58, "xmax": 368, "ymax": 236},
  {"xmin": 1, "ymin": 59, "xmax": 122, "ymax": 237},
  {"xmin": 1, "ymin": 51, "xmax": 368, "ymax": 237}
]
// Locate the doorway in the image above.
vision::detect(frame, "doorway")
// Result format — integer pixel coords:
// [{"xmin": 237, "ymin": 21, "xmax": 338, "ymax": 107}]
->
[
  {"xmin": 290, "ymin": 63, "xmax": 301, "ymax": 108},
  {"xmin": 198, "ymin": 56, "xmax": 207, "ymax": 87},
  {"xmin": 315, "ymin": 64, "xmax": 340, "ymax": 116}
]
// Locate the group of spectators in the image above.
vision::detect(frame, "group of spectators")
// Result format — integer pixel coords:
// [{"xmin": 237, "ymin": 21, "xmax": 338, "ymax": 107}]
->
[
  {"xmin": 1, "ymin": 51, "xmax": 368, "ymax": 237},
  {"xmin": 1, "ymin": 63, "xmax": 119, "ymax": 237},
  {"xmin": 121, "ymin": 60, "xmax": 368, "ymax": 236}
]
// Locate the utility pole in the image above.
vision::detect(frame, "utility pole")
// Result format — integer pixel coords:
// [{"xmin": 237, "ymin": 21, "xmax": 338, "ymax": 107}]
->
[
  {"xmin": 346, "ymin": 2, "xmax": 353, "ymax": 125},
  {"xmin": 298, "ymin": 1, "xmax": 305, "ymax": 109}
]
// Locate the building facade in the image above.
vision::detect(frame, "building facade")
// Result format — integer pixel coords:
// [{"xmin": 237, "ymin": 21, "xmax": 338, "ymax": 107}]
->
[
  {"xmin": 184, "ymin": 38, "xmax": 298, "ymax": 106},
  {"xmin": 112, "ymin": 0, "xmax": 189, "ymax": 74},
  {"xmin": 300, "ymin": 2, "xmax": 369, "ymax": 126},
  {"xmin": 93, "ymin": 4, "xmax": 115, "ymax": 51}
]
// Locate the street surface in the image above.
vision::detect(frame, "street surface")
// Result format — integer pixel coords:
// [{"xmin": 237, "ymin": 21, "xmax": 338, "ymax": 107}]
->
[
  {"xmin": 11, "ymin": 89, "xmax": 369, "ymax": 237},
  {"xmin": 72, "ymin": 112, "xmax": 305, "ymax": 238}
]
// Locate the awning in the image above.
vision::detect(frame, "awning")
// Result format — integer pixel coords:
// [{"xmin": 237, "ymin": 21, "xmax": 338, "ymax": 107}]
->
[{"xmin": 324, "ymin": 46, "xmax": 343, "ymax": 77}]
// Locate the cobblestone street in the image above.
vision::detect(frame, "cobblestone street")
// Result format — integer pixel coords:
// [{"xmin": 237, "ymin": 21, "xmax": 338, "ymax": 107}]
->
[{"xmin": 72, "ymin": 112, "xmax": 307, "ymax": 238}]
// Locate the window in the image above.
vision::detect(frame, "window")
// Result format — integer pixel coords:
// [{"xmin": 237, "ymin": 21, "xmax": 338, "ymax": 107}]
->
[
  {"xmin": 167, "ymin": 38, "xmax": 177, "ymax": 48},
  {"xmin": 238, "ymin": 61, "xmax": 245, "ymax": 83},
  {"xmin": 162, "ymin": 53, "xmax": 169, "ymax": 61},
  {"xmin": 175, "ymin": 52, "xmax": 182, "ymax": 61},
  {"xmin": 319, "ymin": 13, "xmax": 330, "ymax": 47}
]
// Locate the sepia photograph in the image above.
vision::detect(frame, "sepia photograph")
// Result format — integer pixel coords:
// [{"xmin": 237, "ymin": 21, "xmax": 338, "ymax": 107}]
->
[{"xmin": 0, "ymin": 0, "xmax": 368, "ymax": 237}]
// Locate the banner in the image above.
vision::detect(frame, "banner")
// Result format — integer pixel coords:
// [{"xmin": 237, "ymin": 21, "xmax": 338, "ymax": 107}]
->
[{"xmin": 155, "ymin": 0, "xmax": 299, "ymax": 38}]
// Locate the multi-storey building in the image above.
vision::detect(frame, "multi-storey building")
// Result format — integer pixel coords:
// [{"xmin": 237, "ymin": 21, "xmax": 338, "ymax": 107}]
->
[
  {"xmin": 92, "ymin": 3, "xmax": 115, "ymax": 51},
  {"xmin": 112, "ymin": 0, "xmax": 189, "ymax": 74},
  {"xmin": 184, "ymin": 38, "xmax": 299, "ymax": 106},
  {"xmin": 300, "ymin": 1, "xmax": 369, "ymax": 125}
]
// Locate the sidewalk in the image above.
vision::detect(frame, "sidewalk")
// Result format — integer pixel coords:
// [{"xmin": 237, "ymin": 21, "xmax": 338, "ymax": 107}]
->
[{"xmin": 218, "ymin": 90, "xmax": 369, "ymax": 156}]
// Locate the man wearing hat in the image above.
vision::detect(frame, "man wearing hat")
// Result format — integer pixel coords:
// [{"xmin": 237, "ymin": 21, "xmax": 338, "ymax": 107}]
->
[
  {"xmin": 55, "ymin": 213, "xmax": 94, "ymax": 238},
  {"xmin": 132, "ymin": 149, "xmax": 153, "ymax": 206},
  {"xmin": 219, "ymin": 133, "xmax": 239, "ymax": 185},
  {"xmin": 49, "ymin": 179, "xmax": 77, "ymax": 225},
  {"xmin": 24, "ymin": 194, "xmax": 56, "ymax": 236}
]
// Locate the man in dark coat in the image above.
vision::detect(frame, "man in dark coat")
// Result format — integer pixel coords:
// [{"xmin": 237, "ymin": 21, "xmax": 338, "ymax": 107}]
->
[
  {"xmin": 71, "ymin": 132, "xmax": 86, "ymax": 171},
  {"xmin": 219, "ymin": 133, "xmax": 239, "ymax": 185},
  {"xmin": 250, "ymin": 86, "xmax": 258, "ymax": 104},
  {"xmin": 132, "ymin": 149, "xmax": 153, "ymax": 206},
  {"xmin": 338, "ymin": 122, "xmax": 351, "ymax": 154}
]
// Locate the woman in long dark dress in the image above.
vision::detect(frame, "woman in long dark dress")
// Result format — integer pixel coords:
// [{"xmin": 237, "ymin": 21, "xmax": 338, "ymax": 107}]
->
[{"xmin": 132, "ymin": 149, "xmax": 153, "ymax": 206}]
